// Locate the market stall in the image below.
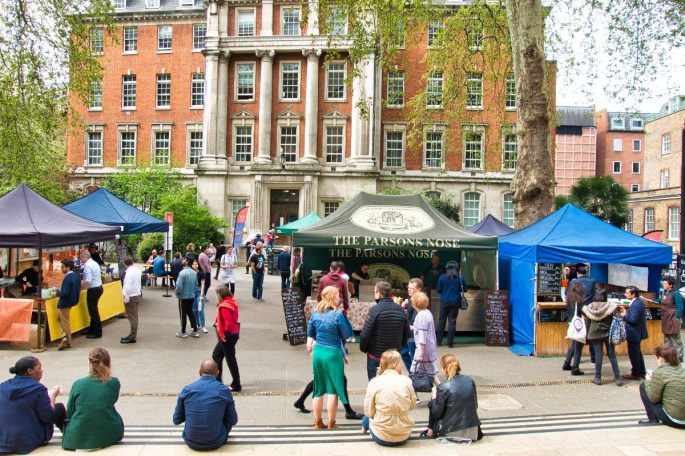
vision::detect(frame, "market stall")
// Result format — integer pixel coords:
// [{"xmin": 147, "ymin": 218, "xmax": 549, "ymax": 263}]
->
[
  {"xmin": 498, "ymin": 203, "xmax": 673, "ymax": 356},
  {"xmin": 468, "ymin": 214, "xmax": 515, "ymax": 236}
]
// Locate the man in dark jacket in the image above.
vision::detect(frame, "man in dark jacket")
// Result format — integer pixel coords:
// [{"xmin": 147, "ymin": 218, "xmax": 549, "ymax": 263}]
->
[
  {"xmin": 360, "ymin": 281, "xmax": 411, "ymax": 380},
  {"xmin": 277, "ymin": 247, "xmax": 292, "ymax": 289},
  {"xmin": 621, "ymin": 286, "xmax": 649, "ymax": 380},
  {"xmin": 316, "ymin": 261, "xmax": 349, "ymax": 312},
  {"xmin": 214, "ymin": 241, "xmax": 227, "ymax": 279},
  {"xmin": 170, "ymin": 252, "xmax": 184, "ymax": 287},
  {"xmin": 57, "ymin": 260, "xmax": 81, "ymax": 351},
  {"xmin": 173, "ymin": 359, "xmax": 238, "ymax": 451}
]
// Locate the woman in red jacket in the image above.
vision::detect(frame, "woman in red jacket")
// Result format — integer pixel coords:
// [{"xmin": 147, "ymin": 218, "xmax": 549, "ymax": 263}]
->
[{"xmin": 211, "ymin": 284, "xmax": 241, "ymax": 392}]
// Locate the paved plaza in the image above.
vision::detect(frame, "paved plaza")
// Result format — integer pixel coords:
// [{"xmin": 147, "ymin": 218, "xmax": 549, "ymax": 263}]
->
[{"xmin": 2, "ymin": 270, "xmax": 685, "ymax": 455}]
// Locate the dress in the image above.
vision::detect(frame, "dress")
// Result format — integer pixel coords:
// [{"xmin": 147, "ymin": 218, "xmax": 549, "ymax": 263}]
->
[
  {"xmin": 410, "ymin": 309, "xmax": 439, "ymax": 375},
  {"xmin": 62, "ymin": 376, "xmax": 124, "ymax": 450},
  {"xmin": 307, "ymin": 310, "xmax": 352, "ymax": 403}
]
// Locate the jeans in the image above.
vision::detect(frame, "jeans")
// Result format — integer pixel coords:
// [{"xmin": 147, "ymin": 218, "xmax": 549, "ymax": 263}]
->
[
  {"xmin": 590, "ymin": 339, "xmax": 620, "ymax": 379},
  {"xmin": 252, "ymin": 273, "xmax": 264, "ymax": 299},
  {"xmin": 280, "ymin": 271, "xmax": 291, "ymax": 289},
  {"xmin": 193, "ymin": 289, "xmax": 205, "ymax": 328},
  {"xmin": 202, "ymin": 272, "xmax": 212, "ymax": 296},
  {"xmin": 86, "ymin": 286, "xmax": 104, "ymax": 336},
  {"xmin": 367, "ymin": 355, "xmax": 380, "ymax": 380},
  {"xmin": 437, "ymin": 302, "xmax": 460, "ymax": 346},
  {"xmin": 627, "ymin": 339, "xmax": 646, "ymax": 377},
  {"xmin": 664, "ymin": 332, "xmax": 685, "ymax": 362},
  {"xmin": 362, "ymin": 416, "xmax": 408, "ymax": 447},
  {"xmin": 401, "ymin": 339, "xmax": 416, "ymax": 371},
  {"xmin": 180, "ymin": 298, "xmax": 197, "ymax": 333},
  {"xmin": 640, "ymin": 383, "xmax": 685, "ymax": 428},
  {"xmin": 212, "ymin": 332, "xmax": 241, "ymax": 388},
  {"xmin": 564, "ymin": 340, "xmax": 586, "ymax": 369}
]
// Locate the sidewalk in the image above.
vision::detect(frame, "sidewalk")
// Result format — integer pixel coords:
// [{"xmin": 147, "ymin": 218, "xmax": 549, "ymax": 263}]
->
[{"xmin": 3, "ymin": 270, "xmax": 685, "ymax": 455}]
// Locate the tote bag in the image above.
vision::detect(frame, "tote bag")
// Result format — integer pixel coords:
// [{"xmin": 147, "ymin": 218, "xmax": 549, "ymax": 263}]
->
[{"xmin": 565, "ymin": 304, "xmax": 586, "ymax": 343}]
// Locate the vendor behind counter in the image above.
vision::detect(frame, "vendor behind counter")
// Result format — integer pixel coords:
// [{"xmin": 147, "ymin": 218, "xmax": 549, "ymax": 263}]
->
[{"xmin": 15, "ymin": 260, "xmax": 40, "ymax": 295}]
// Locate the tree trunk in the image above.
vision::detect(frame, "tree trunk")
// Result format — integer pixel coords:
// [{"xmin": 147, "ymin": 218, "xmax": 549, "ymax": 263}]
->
[{"xmin": 506, "ymin": 0, "xmax": 555, "ymax": 228}]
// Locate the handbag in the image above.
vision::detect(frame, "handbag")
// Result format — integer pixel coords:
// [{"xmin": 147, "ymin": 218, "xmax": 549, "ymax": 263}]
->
[
  {"xmin": 565, "ymin": 304, "xmax": 587, "ymax": 343},
  {"xmin": 410, "ymin": 372, "xmax": 433, "ymax": 392},
  {"xmin": 609, "ymin": 312, "xmax": 627, "ymax": 345},
  {"xmin": 460, "ymin": 278, "xmax": 469, "ymax": 310}
]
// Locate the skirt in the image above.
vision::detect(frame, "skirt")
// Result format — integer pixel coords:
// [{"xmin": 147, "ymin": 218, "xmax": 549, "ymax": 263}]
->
[{"xmin": 312, "ymin": 345, "xmax": 347, "ymax": 404}]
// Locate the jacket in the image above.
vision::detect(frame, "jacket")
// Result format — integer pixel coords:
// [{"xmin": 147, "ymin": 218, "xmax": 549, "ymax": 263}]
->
[
  {"xmin": 57, "ymin": 271, "xmax": 81, "ymax": 309},
  {"xmin": 170, "ymin": 258, "xmax": 184, "ymax": 278},
  {"xmin": 582, "ymin": 301, "xmax": 618, "ymax": 340},
  {"xmin": 152, "ymin": 255, "xmax": 166, "ymax": 276},
  {"xmin": 62, "ymin": 376, "xmax": 124, "ymax": 450},
  {"xmin": 569, "ymin": 276, "xmax": 597, "ymax": 305},
  {"xmin": 436, "ymin": 274, "xmax": 466, "ymax": 305},
  {"xmin": 307, "ymin": 309, "xmax": 351, "ymax": 355},
  {"xmin": 175, "ymin": 267, "xmax": 198, "ymax": 300},
  {"xmin": 624, "ymin": 297, "xmax": 648, "ymax": 342},
  {"xmin": 216, "ymin": 297, "xmax": 240, "ymax": 339},
  {"xmin": 360, "ymin": 298, "xmax": 410, "ymax": 358},
  {"xmin": 173, "ymin": 375, "xmax": 238, "ymax": 451},
  {"xmin": 277, "ymin": 251, "xmax": 291, "ymax": 272},
  {"xmin": 430, "ymin": 374, "xmax": 481, "ymax": 436},
  {"xmin": 645, "ymin": 364, "xmax": 685, "ymax": 421},
  {"xmin": 316, "ymin": 273, "xmax": 349, "ymax": 311},
  {"xmin": 0, "ymin": 376, "xmax": 55, "ymax": 454},
  {"xmin": 363, "ymin": 370, "xmax": 416, "ymax": 443}
]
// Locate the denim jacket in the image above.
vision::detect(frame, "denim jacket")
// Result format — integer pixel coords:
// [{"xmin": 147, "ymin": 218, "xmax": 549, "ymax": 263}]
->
[{"xmin": 307, "ymin": 310, "xmax": 352, "ymax": 355}]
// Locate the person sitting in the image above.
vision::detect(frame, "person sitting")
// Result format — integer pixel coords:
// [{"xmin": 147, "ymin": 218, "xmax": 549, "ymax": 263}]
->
[
  {"xmin": 638, "ymin": 345, "xmax": 685, "ymax": 428},
  {"xmin": 62, "ymin": 348, "xmax": 124, "ymax": 451},
  {"xmin": 15, "ymin": 260, "xmax": 40, "ymax": 295},
  {"xmin": 152, "ymin": 249, "xmax": 168, "ymax": 286},
  {"xmin": 361, "ymin": 350, "xmax": 416, "ymax": 446},
  {"xmin": 170, "ymin": 252, "xmax": 184, "ymax": 288},
  {"xmin": 173, "ymin": 360, "xmax": 238, "ymax": 451},
  {"xmin": 420, "ymin": 353, "xmax": 483, "ymax": 442},
  {"xmin": 0, "ymin": 357, "xmax": 65, "ymax": 454}
]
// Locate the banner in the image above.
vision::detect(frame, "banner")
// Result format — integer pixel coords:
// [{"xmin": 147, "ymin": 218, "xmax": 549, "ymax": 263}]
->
[{"xmin": 233, "ymin": 206, "xmax": 249, "ymax": 248}]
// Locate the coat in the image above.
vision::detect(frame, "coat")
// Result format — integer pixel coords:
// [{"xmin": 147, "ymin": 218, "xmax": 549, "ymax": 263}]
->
[
  {"xmin": 62, "ymin": 376, "xmax": 124, "ymax": 450},
  {"xmin": 363, "ymin": 370, "xmax": 416, "ymax": 443},
  {"xmin": 0, "ymin": 376, "xmax": 55, "ymax": 454},
  {"xmin": 175, "ymin": 267, "xmax": 198, "ymax": 300},
  {"xmin": 430, "ymin": 375, "xmax": 481, "ymax": 436},
  {"xmin": 582, "ymin": 301, "xmax": 618, "ymax": 341},
  {"xmin": 57, "ymin": 271, "xmax": 81, "ymax": 309},
  {"xmin": 645, "ymin": 364, "xmax": 685, "ymax": 421},
  {"xmin": 316, "ymin": 272, "xmax": 349, "ymax": 311},
  {"xmin": 624, "ymin": 297, "xmax": 648, "ymax": 342},
  {"xmin": 360, "ymin": 298, "xmax": 410, "ymax": 358}
]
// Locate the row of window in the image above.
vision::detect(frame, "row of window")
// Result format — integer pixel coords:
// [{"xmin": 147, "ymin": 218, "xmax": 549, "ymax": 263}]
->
[
  {"xmin": 611, "ymin": 161, "xmax": 640, "ymax": 174},
  {"xmin": 91, "ymin": 73, "xmax": 205, "ymax": 110},
  {"xmin": 90, "ymin": 24, "xmax": 207, "ymax": 54},
  {"xmin": 463, "ymin": 192, "xmax": 515, "ymax": 228},
  {"xmin": 417, "ymin": 72, "xmax": 515, "ymax": 110},
  {"xmin": 611, "ymin": 138, "xmax": 641, "ymax": 152},
  {"xmin": 633, "ymin": 207, "xmax": 680, "ymax": 240},
  {"xmin": 610, "ymin": 117, "xmax": 644, "ymax": 130},
  {"xmin": 114, "ymin": 0, "xmax": 195, "ymax": 9}
]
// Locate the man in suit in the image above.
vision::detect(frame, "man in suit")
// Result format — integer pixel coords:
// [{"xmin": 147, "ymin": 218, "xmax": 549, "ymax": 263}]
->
[{"xmin": 621, "ymin": 285, "xmax": 648, "ymax": 380}]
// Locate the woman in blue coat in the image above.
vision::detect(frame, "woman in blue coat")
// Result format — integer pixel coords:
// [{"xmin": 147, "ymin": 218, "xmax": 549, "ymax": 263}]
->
[{"xmin": 0, "ymin": 357, "xmax": 65, "ymax": 454}]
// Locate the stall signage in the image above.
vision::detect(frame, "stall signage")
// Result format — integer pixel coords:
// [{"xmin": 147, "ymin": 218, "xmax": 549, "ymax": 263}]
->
[
  {"xmin": 677, "ymin": 254, "xmax": 685, "ymax": 288},
  {"xmin": 332, "ymin": 236, "xmax": 460, "ymax": 249},
  {"xmin": 485, "ymin": 290, "xmax": 510, "ymax": 346},
  {"xmin": 351, "ymin": 206, "xmax": 434, "ymax": 234},
  {"xmin": 281, "ymin": 288, "xmax": 307, "ymax": 346},
  {"xmin": 165, "ymin": 212, "xmax": 174, "ymax": 226},
  {"xmin": 328, "ymin": 247, "xmax": 438, "ymax": 260},
  {"xmin": 538, "ymin": 263, "xmax": 561, "ymax": 296}
]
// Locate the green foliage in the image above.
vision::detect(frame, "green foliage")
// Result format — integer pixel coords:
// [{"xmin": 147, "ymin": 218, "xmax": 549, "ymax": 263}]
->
[
  {"xmin": 137, "ymin": 233, "xmax": 165, "ymax": 263},
  {"xmin": 555, "ymin": 195, "xmax": 570, "ymax": 210},
  {"xmin": 567, "ymin": 176, "xmax": 630, "ymax": 227},
  {"xmin": 102, "ymin": 168, "xmax": 184, "ymax": 213}
]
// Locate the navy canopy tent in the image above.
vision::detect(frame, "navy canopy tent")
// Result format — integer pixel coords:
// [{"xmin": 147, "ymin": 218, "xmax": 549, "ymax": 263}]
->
[
  {"xmin": 63, "ymin": 188, "xmax": 168, "ymax": 234},
  {"xmin": 468, "ymin": 214, "xmax": 515, "ymax": 236},
  {"xmin": 498, "ymin": 204, "xmax": 672, "ymax": 354}
]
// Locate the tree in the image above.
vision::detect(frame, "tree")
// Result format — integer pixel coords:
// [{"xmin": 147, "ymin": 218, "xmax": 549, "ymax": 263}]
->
[
  {"xmin": 102, "ymin": 168, "xmax": 184, "ymax": 214},
  {"xmin": 0, "ymin": 1, "xmax": 113, "ymax": 203},
  {"xmin": 566, "ymin": 176, "xmax": 630, "ymax": 227}
]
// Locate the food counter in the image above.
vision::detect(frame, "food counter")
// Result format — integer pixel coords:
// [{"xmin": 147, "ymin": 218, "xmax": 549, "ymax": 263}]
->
[{"xmin": 304, "ymin": 298, "xmax": 374, "ymax": 331}]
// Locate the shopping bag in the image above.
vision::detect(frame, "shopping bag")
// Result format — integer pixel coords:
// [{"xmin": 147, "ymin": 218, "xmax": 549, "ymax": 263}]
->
[{"xmin": 565, "ymin": 304, "xmax": 586, "ymax": 343}]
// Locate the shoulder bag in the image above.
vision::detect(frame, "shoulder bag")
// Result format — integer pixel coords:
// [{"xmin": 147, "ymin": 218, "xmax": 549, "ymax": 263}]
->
[
  {"xmin": 460, "ymin": 277, "xmax": 469, "ymax": 310},
  {"xmin": 566, "ymin": 303, "xmax": 587, "ymax": 343}
]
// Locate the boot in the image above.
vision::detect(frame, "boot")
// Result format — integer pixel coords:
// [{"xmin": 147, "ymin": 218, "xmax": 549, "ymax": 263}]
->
[
  {"xmin": 327, "ymin": 419, "xmax": 337, "ymax": 429},
  {"xmin": 313, "ymin": 418, "xmax": 326, "ymax": 429}
]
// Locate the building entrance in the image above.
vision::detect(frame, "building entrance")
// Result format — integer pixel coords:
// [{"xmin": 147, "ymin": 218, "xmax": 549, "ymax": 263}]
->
[{"xmin": 270, "ymin": 189, "xmax": 299, "ymax": 229}]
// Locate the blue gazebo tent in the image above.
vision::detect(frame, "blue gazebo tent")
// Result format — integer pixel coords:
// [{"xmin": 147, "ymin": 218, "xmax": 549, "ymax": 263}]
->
[
  {"xmin": 468, "ymin": 214, "xmax": 515, "ymax": 236},
  {"xmin": 63, "ymin": 188, "xmax": 168, "ymax": 234},
  {"xmin": 498, "ymin": 203, "xmax": 672, "ymax": 355}
]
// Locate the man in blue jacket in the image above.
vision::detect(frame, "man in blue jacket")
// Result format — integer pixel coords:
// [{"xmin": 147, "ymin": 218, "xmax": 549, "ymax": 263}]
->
[
  {"xmin": 621, "ymin": 285, "xmax": 649, "ymax": 380},
  {"xmin": 57, "ymin": 260, "xmax": 81, "ymax": 351},
  {"xmin": 173, "ymin": 359, "xmax": 238, "ymax": 451}
]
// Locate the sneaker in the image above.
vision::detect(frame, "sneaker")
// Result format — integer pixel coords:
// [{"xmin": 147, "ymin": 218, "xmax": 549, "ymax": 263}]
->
[
  {"xmin": 416, "ymin": 397, "xmax": 421, "ymax": 404},
  {"xmin": 191, "ymin": 331, "xmax": 200, "ymax": 338},
  {"xmin": 571, "ymin": 368, "xmax": 584, "ymax": 376},
  {"xmin": 257, "ymin": 298, "xmax": 265, "ymax": 302},
  {"xmin": 591, "ymin": 377, "xmax": 602, "ymax": 385},
  {"xmin": 201, "ymin": 327, "xmax": 209, "ymax": 333},
  {"xmin": 615, "ymin": 377, "xmax": 624, "ymax": 387},
  {"xmin": 346, "ymin": 336, "xmax": 357, "ymax": 343},
  {"xmin": 176, "ymin": 332, "xmax": 188, "ymax": 338}
]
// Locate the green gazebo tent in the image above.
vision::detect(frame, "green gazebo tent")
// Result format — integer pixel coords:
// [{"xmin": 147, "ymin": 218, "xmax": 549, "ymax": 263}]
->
[{"xmin": 275, "ymin": 212, "xmax": 321, "ymax": 235}]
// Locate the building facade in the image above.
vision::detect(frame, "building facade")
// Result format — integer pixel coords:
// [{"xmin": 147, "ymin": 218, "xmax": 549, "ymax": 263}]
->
[
  {"xmin": 68, "ymin": 0, "xmax": 556, "ymax": 233},
  {"xmin": 554, "ymin": 106, "xmax": 596, "ymax": 196}
]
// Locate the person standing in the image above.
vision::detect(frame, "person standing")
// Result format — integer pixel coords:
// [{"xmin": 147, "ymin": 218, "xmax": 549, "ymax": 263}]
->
[
  {"xmin": 244, "ymin": 239, "xmax": 255, "ymax": 274},
  {"xmin": 317, "ymin": 261, "xmax": 349, "ymax": 312},
  {"xmin": 80, "ymin": 250, "xmax": 104, "ymax": 339},
  {"xmin": 350, "ymin": 263, "xmax": 370, "ymax": 299},
  {"xmin": 400, "ymin": 278, "xmax": 423, "ymax": 370},
  {"xmin": 248, "ymin": 243, "xmax": 266, "ymax": 301},
  {"xmin": 56, "ymin": 260, "xmax": 81, "ymax": 351},
  {"xmin": 660, "ymin": 277, "xmax": 684, "ymax": 362},
  {"xmin": 211, "ymin": 284, "xmax": 241, "ymax": 392},
  {"xmin": 120, "ymin": 258, "xmax": 142, "ymax": 344},
  {"xmin": 175, "ymin": 257, "xmax": 200, "ymax": 338},
  {"xmin": 214, "ymin": 240, "xmax": 227, "ymax": 280},
  {"xmin": 562, "ymin": 263, "xmax": 597, "ymax": 374},
  {"xmin": 173, "ymin": 360, "xmax": 238, "ymax": 451},
  {"xmin": 410, "ymin": 292, "xmax": 441, "ymax": 387},
  {"xmin": 192, "ymin": 260, "xmax": 207, "ymax": 334},
  {"xmin": 421, "ymin": 254, "xmax": 446, "ymax": 292},
  {"xmin": 198, "ymin": 246, "xmax": 213, "ymax": 297},
  {"xmin": 88, "ymin": 243, "xmax": 105, "ymax": 268},
  {"xmin": 360, "ymin": 281, "xmax": 411, "ymax": 380},
  {"xmin": 278, "ymin": 247, "xmax": 292, "ymax": 289},
  {"xmin": 621, "ymin": 286, "xmax": 649, "ymax": 380},
  {"xmin": 170, "ymin": 252, "xmax": 184, "ymax": 288},
  {"xmin": 218, "ymin": 245, "xmax": 238, "ymax": 296},
  {"xmin": 582, "ymin": 289, "xmax": 623, "ymax": 386},
  {"xmin": 435, "ymin": 261, "xmax": 466, "ymax": 348}
]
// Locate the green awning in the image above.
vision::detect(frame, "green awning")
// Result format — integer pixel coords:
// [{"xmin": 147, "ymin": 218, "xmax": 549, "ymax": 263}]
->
[{"xmin": 275, "ymin": 212, "xmax": 322, "ymax": 235}]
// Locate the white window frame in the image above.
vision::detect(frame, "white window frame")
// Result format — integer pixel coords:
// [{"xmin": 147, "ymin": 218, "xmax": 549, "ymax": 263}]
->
[
  {"xmin": 281, "ymin": 6, "xmax": 301, "ymax": 36},
  {"xmin": 463, "ymin": 124, "xmax": 485, "ymax": 170},
  {"xmin": 467, "ymin": 27, "xmax": 484, "ymax": 51},
  {"xmin": 661, "ymin": 169, "xmax": 670, "ymax": 188},
  {"xmin": 613, "ymin": 138, "xmax": 623, "ymax": 152},
  {"xmin": 278, "ymin": 124, "xmax": 299, "ymax": 164},
  {"xmin": 231, "ymin": 199, "xmax": 248, "ymax": 224},
  {"xmin": 123, "ymin": 26, "xmax": 138, "ymax": 53},
  {"xmin": 662, "ymin": 134, "xmax": 671, "ymax": 154},
  {"xmin": 668, "ymin": 207, "xmax": 680, "ymax": 241},
  {"xmin": 122, "ymin": 74, "xmax": 136, "ymax": 109},
  {"xmin": 612, "ymin": 161, "xmax": 621, "ymax": 173},
  {"xmin": 426, "ymin": 72, "xmax": 443, "ymax": 108},
  {"xmin": 191, "ymin": 72, "xmax": 205, "ymax": 108},
  {"xmin": 151, "ymin": 125, "xmax": 172, "ymax": 166},
  {"xmin": 186, "ymin": 124, "xmax": 203, "ymax": 167},
  {"xmin": 236, "ymin": 8, "xmax": 256, "ymax": 37},
  {"xmin": 85, "ymin": 126, "xmax": 104, "ymax": 167},
  {"xmin": 113, "ymin": 0, "xmax": 126, "ymax": 9},
  {"xmin": 627, "ymin": 209, "xmax": 633, "ymax": 232},
  {"xmin": 386, "ymin": 70, "xmax": 404, "ymax": 108},
  {"xmin": 326, "ymin": 7, "xmax": 347, "ymax": 36},
  {"xmin": 383, "ymin": 123, "xmax": 406, "ymax": 169},
  {"xmin": 324, "ymin": 125, "xmax": 345, "ymax": 164},
  {"xmin": 89, "ymin": 78, "xmax": 102, "ymax": 111},
  {"xmin": 90, "ymin": 27, "xmax": 104, "ymax": 55},
  {"xmin": 632, "ymin": 139, "xmax": 641, "ymax": 151},
  {"xmin": 632, "ymin": 162, "xmax": 640, "ymax": 174},
  {"xmin": 325, "ymin": 61, "xmax": 346, "ymax": 101},
  {"xmin": 280, "ymin": 62, "xmax": 300, "ymax": 101},
  {"xmin": 505, "ymin": 73, "xmax": 516, "ymax": 110},
  {"xmin": 235, "ymin": 62, "xmax": 255, "ymax": 102},
  {"xmin": 502, "ymin": 193, "xmax": 515, "ymax": 228},
  {"xmin": 233, "ymin": 124, "xmax": 254, "ymax": 163},
  {"xmin": 610, "ymin": 117, "xmax": 624, "ymax": 129},
  {"xmin": 192, "ymin": 23, "xmax": 206, "ymax": 51},
  {"xmin": 323, "ymin": 200, "xmax": 341, "ymax": 217},
  {"xmin": 156, "ymin": 73, "xmax": 171, "ymax": 109},
  {"xmin": 466, "ymin": 72, "xmax": 483, "ymax": 109},
  {"xmin": 157, "ymin": 25, "xmax": 172, "ymax": 51},
  {"xmin": 117, "ymin": 124, "xmax": 137, "ymax": 166},
  {"xmin": 428, "ymin": 19, "xmax": 444, "ymax": 48},
  {"xmin": 631, "ymin": 184, "xmax": 640, "ymax": 192},
  {"xmin": 502, "ymin": 128, "xmax": 517, "ymax": 171},
  {"xmin": 463, "ymin": 192, "xmax": 482, "ymax": 228},
  {"xmin": 145, "ymin": 0, "xmax": 160, "ymax": 8},
  {"xmin": 179, "ymin": 0, "xmax": 194, "ymax": 6},
  {"xmin": 630, "ymin": 118, "xmax": 643, "ymax": 129},
  {"xmin": 644, "ymin": 208, "xmax": 655, "ymax": 232},
  {"xmin": 423, "ymin": 125, "xmax": 445, "ymax": 169}
]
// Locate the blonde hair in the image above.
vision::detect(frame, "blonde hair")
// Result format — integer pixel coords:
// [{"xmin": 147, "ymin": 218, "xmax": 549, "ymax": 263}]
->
[
  {"xmin": 89, "ymin": 347, "xmax": 112, "ymax": 383},
  {"xmin": 317, "ymin": 286, "xmax": 340, "ymax": 312},
  {"xmin": 412, "ymin": 292, "xmax": 429, "ymax": 310},
  {"xmin": 440, "ymin": 353, "xmax": 461, "ymax": 380},
  {"xmin": 378, "ymin": 350, "xmax": 402, "ymax": 376}
]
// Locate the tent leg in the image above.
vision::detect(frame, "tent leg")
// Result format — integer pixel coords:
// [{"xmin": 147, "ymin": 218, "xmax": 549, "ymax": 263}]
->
[{"xmin": 31, "ymin": 248, "xmax": 47, "ymax": 352}]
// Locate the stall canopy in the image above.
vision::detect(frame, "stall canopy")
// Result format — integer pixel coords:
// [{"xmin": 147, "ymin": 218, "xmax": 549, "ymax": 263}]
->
[
  {"xmin": 498, "ymin": 203, "xmax": 672, "ymax": 354},
  {"xmin": 63, "ymin": 188, "xmax": 168, "ymax": 234},
  {"xmin": 294, "ymin": 192, "xmax": 497, "ymax": 250},
  {"xmin": 0, "ymin": 184, "xmax": 122, "ymax": 248},
  {"xmin": 276, "ymin": 212, "xmax": 321, "ymax": 235},
  {"xmin": 468, "ymin": 214, "xmax": 515, "ymax": 236}
]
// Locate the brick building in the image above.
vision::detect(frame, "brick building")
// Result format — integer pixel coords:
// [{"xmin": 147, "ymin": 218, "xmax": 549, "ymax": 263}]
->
[
  {"xmin": 554, "ymin": 106, "xmax": 596, "ymax": 196},
  {"xmin": 68, "ymin": 0, "xmax": 556, "ymax": 232}
]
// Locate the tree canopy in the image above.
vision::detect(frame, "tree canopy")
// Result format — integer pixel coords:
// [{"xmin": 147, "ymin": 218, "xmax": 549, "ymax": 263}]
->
[{"xmin": 556, "ymin": 176, "xmax": 630, "ymax": 227}]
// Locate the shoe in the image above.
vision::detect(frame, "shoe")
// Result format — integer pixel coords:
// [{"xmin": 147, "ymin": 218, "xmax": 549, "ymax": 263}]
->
[
  {"xmin": 615, "ymin": 377, "xmax": 624, "ymax": 386},
  {"xmin": 571, "ymin": 368, "xmax": 584, "ymax": 376},
  {"xmin": 201, "ymin": 327, "xmax": 209, "ymax": 333},
  {"xmin": 590, "ymin": 357, "xmax": 596, "ymax": 364},
  {"xmin": 57, "ymin": 338, "xmax": 70, "ymax": 351},
  {"xmin": 229, "ymin": 385, "xmax": 242, "ymax": 393},
  {"xmin": 591, "ymin": 377, "xmax": 602, "ymax": 385},
  {"xmin": 345, "ymin": 411, "xmax": 364, "ymax": 420},
  {"xmin": 346, "ymin": 336, "xmax": 356, "ymax": 343},
  {"xmin": 621, "ymin": 373, "xmax": 641, "ymax": 380},
  {"xmin": 257, "ymin": 298, "xmax": 265, "ymax": 302},
  {"xmin": 313, "ymin": 419, "xmax": 326, "ymax": 429},
  {"xmin": 416, "ymin": 397, "xmax": 421, "ymax": 404},
  {"xmin": 419, "ymin": 429, "xmax": 433, "ymax": 439},
  {"xmin": 120, "ymin": 337, "xmax": 136, "ymax": 344},
  {"xmin": 327, "ymin": 420, "xmax": 337, "ymax": 429},
  {"xmin": 562, "ymin": 363, "xmax": 572, "ymax": 371},
  {"xmin": 176, "ymin": 332, "xmax": 188, "ymax": 338},
  {"xmin": 447, "ymin": 344, "xmax": 454, "ymax": 348},
  {"xmin": 191, "ymin": 331, "xmax": 200, "ymax": 338},
  {"xmin": 294, "ymin": 401, "xmax": 311, "ymax": 413},
  {"xmin": 638, "ymin": 419, "xmax": 660, "ymax": 425},
  {"xmin": 86, "ymin": 334, "xmax": 102, "ymax": 339}
]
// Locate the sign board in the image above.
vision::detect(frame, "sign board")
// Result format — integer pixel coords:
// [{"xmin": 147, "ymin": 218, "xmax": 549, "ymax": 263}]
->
[
  {"xmin": 485, "ymin": 290, "xmax": 510, "ymax": 346},
  {"xmin": 538, "ymin": 263, "xmax": 561, "ymax": 295},
  {"xmin": 165, "ymin": 212, "xmax": 174, "ymax": 226},
  {"xmin": 281, "ymin": 288, "xmax": 307, "ymax": 346},
  {"xmin": 677, "ymin": 254, "xmax": 685, "ymax": 288}
]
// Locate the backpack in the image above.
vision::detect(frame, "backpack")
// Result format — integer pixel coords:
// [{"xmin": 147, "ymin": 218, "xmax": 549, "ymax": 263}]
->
[{"xmin": 608, "ymin": 312, "xmax": 627, "ymax": 345}]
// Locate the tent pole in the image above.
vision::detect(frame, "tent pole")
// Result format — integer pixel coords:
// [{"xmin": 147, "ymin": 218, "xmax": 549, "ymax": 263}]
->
[
  {"xmin": 532, "ymin": 263, "xmax": 538, "ymax": 357},
  {"xmin": 31, "ymin": 248, "xmax": 47, "ymax": 353}
]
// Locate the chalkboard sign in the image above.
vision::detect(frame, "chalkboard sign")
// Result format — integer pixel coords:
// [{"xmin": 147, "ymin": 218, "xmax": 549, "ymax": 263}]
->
[
  {"xmin": 538, "ymin": 263, "xmax": 561, "ymax": 295},
  {"xmin": 267, "ymin": 249, "xmax": 282, "ymax": 276},
  {"xmin": 485, "ymin": 290, "xmax": 510, "ymax": 346},
  {"xmin": 282, "ymin": 288, "xmax": 307, "ymax": 346}
]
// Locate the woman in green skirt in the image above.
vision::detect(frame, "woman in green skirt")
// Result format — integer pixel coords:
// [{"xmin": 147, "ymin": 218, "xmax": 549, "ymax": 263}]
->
[{"xmin": 307, "ymin": 285, "xmax": 353, "ymax": 429}]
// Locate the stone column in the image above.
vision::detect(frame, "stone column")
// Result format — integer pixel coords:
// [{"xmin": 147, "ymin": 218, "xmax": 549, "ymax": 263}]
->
[
  {"xmin": 302, "ymin": 48, "xmax": 321, "ymax": 164},
  {"xmin": 303, "ymin": 175, "xmax": 313, "ymax": 214},
  {"xmin": 349, "ymin": 61, "xmax": 365, "ymax": 164},
  {"xmin": 253, "ymin": 175, "xmax": 263, "ymax": 232},
  {"xmin": 215, "ymin": 51, "xmax": 229, "ymax": 163},
  {"xmin": 261, "ymin": 0, "xmax": 273, "ymax": 36},
  {"xmin": 199, "ymin": 49, "xmax": 220, "ymax": 166},
  {"xmin": 307, "ymin": 0, "xmax": 319, "ymax": 35},
  {"xmin": 357, "ymin": 54, "xmax": 377, "ymax": 170},
  {"xmin": 256, "ymin": 49, "xmax": 275, "ymax": 164}
]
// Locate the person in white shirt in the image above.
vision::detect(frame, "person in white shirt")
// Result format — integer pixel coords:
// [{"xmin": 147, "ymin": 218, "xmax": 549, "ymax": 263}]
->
[
  {"xmin": 79, "ymin": 250, "xmax": 104, "ymax": 339},
  {"xmin": 218, "ymin": 246, "xmax": 238, "ymax": 296},
  {"xmin": 120, "ymin": 258, "xmax": 142, "ymax": 344}
]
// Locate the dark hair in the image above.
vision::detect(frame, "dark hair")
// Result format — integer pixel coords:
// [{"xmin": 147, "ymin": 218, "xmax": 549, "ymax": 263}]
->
[
  {"xmin": 361, "ymin": 262, "xmax": 369, "ymax": 267},
  {"xmin": 375, "ymin": 281, "xmax": 392, "ymax": 298},
  {"xmin": 593, "ymin": 288, "xmax": 607, "ymax": 302},
  {"xmin": 61, "ymin": 259, "xmax": 74, "ymax": 270},
  {"xmin": 329, "ymin": 261, "xmax": 340, "ymax": 272},
  {"xmin": 200, "ymin": 245, "xmax": 207, "ymax": 252},
  {"xmin": 293, "ymin": 247, "xmax": 301, "ymax": 254},
  {"xmin": 576, "ymin": 264, "xmax": 587, "ymax": 274},
  {"xmin": 216, "ymin": 283, "xmax": 233, "ymax": 300},
  {"xmin": 565, "ymin": 281, "xmax": 586, "ymax": 305},
  {"xmin": 655, "ymin": 345, "xmax": 680, "ymax": 367},
  {"xmin": 9, "ymin": 356, "xmax": 39, "ymax": 375},
  {"xmin": 666, "ymin": 277, "xmax": 676, "ymax": 286},
  {"xmin": 123, "ymin": 257, "xmax": 133, "ymax": 266},
  {"xmin": 32, "ymin": 260, "xmax": 40, "ymax": 267},
  {"xmin": 626, "ymin": 285, "xmax": 640, "ymax": 297}
]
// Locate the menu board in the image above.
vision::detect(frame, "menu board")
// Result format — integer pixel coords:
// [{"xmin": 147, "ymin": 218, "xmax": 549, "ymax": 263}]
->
[
  {"xmin": 281, "ymin": 288, "xmax": 307, "ymax": 346},
  {"xmin": 538, "ymin": 263, "xmax": 561, "ymax": 295},
  {"xmin": 485, "ymin": 290, "xmax": 510, "ymax": 346}
]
